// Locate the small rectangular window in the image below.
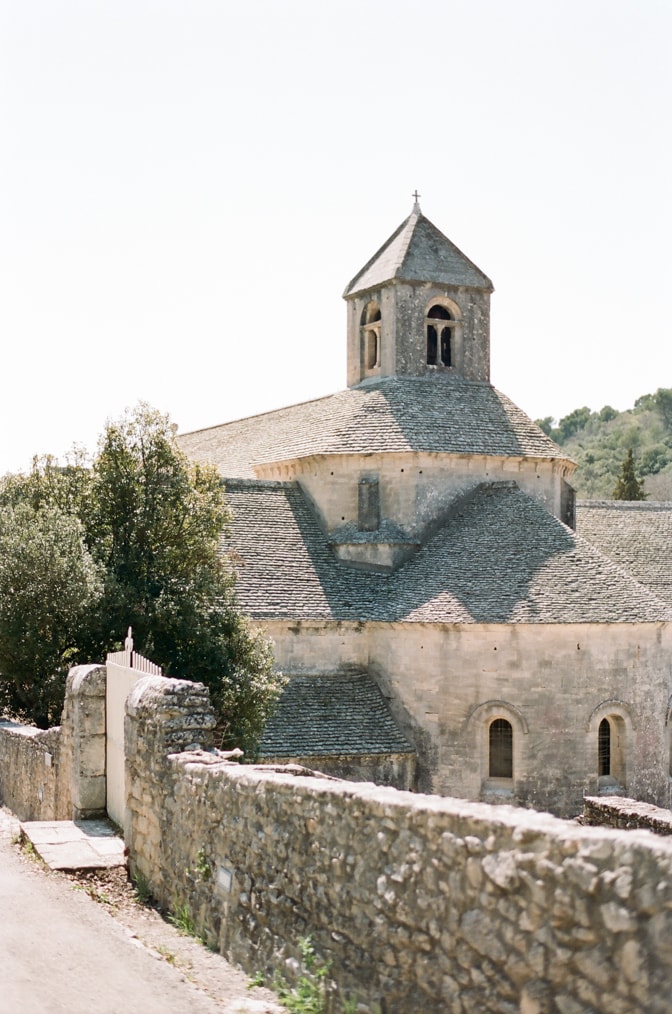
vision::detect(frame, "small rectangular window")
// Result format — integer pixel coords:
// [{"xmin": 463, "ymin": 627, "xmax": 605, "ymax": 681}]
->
[{"xmin": 358, "ymin": 477, "xmax": 380, "ymax": 532}]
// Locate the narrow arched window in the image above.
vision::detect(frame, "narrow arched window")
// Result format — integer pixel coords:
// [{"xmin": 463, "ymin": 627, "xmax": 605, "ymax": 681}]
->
[
  {"xmin": 426, "ymin": 304, "xmax": 454, "ymax": 367},
  {"xmin": 489, "ymin": 719, "xmax": 513, "ymax": 779},
  {"xmin": 440, "ymin": 327, "xmax": 452, "ymax": 367},
  {"xmin": 427, "ymin": 325, "xmax": 438, "ymax": 365},
  {"xmin": 598, "ymin": 718, "xmax": 611, "ymax": 776},
  {"xmin": 365, "ymin": 331, "xmax": 378, "ymax": 370},
  {"xmin": 360, "ymin": 302, "xmax": 381, "ymax": 371}
]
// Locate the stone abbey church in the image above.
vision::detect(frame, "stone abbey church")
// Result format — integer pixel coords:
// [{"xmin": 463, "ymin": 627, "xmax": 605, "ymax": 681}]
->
[{"xmin": 179, "ymin": 201, "xmax": 672, "ymax": 818}]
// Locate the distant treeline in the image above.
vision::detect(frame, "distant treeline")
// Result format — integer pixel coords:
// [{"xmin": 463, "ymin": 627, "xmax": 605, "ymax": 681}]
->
[{"xmin": 535, "ymin": 388, "xmax": 672, "ymax": 500}]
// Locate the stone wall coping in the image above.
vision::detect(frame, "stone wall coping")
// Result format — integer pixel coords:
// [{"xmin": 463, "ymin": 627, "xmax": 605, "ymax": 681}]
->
[
  {"xmin": 67, "ymin": 664, "xmax": 106, "ymax": 696},
  {"xmin": 0, "ymin": 720, "xmax": 57, "ymax": 741},
  {"xmin": 584, "ymin": 794, "xmax": 672, "ymax": 834},
  {"xmin": 127, "ymin": 675, "xmax": 210, "ymax": 714},
  {"xmin": 167, "ymin": 751, "xmax": 672, "ymax": 855}
]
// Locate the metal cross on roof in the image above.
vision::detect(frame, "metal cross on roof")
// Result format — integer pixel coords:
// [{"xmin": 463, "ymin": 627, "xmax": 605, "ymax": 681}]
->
[{"xmin": 412, "ymin": 189, "xmax": 421, "ymax": 205}]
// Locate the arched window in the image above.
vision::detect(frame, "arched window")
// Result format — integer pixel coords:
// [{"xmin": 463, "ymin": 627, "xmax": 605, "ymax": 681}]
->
[
  {"xmin": 467, "ymin": 700, "xmax": 526, "ymax": 798},
  {"xmin": 589, "ymin": 708, "xmax": 628, "ymax": 789},
  {"xmin": 360, "ymin": 302, "xmax": 381, "ymax": 371},
  {"xmin": 426, "ymin": 304, "xmax": 454, "ymax": 367},
  {"xmin": 598, "ymin": 718, "xmax": 611, "ymax": 776},
  {"xmin": 489, "ymin": 718, "xmax": 513, "ymax": 779}
]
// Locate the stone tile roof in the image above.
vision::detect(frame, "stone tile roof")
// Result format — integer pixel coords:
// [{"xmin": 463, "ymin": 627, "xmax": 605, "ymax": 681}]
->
[
  {"xmin": 577, "ymin": 501, "xmax": 672, "ymax": 606},
  {"xmin": 224, "ymin": 480, "xmax": 672, "ymax": 625},
  {"xmin": 343, "ymin": 206, "xmax": 493, "ymax": 296},
  {"xmin": 258, "ymin": 673, "xmax": 414, "ymax": 759},
  {"xmin": 179, "ymin": 376, "xmax": 563, "ymax": 476},
  {"xmin": 224, "ymin": 480, "xmax": 357, "ymax": 619}
]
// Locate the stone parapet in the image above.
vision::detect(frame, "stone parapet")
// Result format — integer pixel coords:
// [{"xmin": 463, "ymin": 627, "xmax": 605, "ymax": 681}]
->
[
  {"xmin": 62, "ymin": 665, "xmax": 107, "ymax": 819},
  {"xmin": 0, "ymin": 663, "xmax": 106, "ymax": 822},
  {"xmin": 583, "ymin": 794, "xmax": 672, "ymax": 835},
  {"xmin": 125, "ymin": 674, "xmax": 672, "ymax": 1012},
  {"xmin": 0, "ymin": 721, "xmax": 63, "ymax": 821}
]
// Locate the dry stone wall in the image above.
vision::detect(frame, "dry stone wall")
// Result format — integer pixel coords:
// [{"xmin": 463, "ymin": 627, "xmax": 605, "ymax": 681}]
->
[
  {"xmin": 584, "ymin": 794, "xmax": 672, "ymax": 835},
  {"xmin": 0, "ymin": 721, "xmax": 63, "ymax": 821},
  {"xmin": 0, "ymin": 663, "xmax": 105, "ymax": 822},
  {"xmin": 126, "ymin": 675, "xmax": 672, "ymax": 1013}
]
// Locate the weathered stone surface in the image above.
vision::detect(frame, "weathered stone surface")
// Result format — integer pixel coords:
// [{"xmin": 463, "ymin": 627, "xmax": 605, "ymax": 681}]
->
[
  {"xmin": 0, "ymin": 722, "xmax": 62, "ymax": 821},
  {"xmin": 123, "ymin": 674, "xmax": 672, "ymax": 1013},
  {"xmin": 10, "ymin": 663, "xmax": 672, "ymax": 1011},
  {"xmin": 0, "ymin": 664, "xmax": 106, "ymax": 821},
  {"xmin": 584, "ymin": 795, "xmax": 672, "ymax": 834}
]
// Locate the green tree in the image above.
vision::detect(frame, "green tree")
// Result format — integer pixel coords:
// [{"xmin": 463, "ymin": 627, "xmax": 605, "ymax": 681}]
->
[
  {"xmin": 654, "ymin": 388, "xmax": 672, "ymax": 431},
  {"xmin": 634, "ymin": 393, "xmax": 656, "ymax": 413},
  {"xmin": 598, "ymin": 405, "xmax": 618, "ymax": 423},
  {"xmin": 88, "ymin": 404, "xmax": 282, "ymax": 753},
  {"xmin": 612, "ymin": 449, "xmax": 648, "ymax": 501},
  {"xmin": 535, "ymin": 416, "xmax": 557, "ymax": 439},
  {"xmin": 556, "ymin": 406, "xmax": 593, "ymax": 442},
  {"xmin": 86, "ymin": 406, "xmax": 231, "ymax": 647},
  {"xmin": 0, "ymin": 504, "xmax": 102, "ymax": 727},
  {"xmin": 0, "ymin": 405, "xmax": 283, "ymax": 751}
]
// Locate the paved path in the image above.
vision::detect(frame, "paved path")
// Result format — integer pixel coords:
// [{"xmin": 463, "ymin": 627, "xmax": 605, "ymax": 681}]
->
[
  {"xmin": 0, "ymin": 811, "xmax": 279, "ymax": 1013},
  {"xmin": 22, "ymin": 818, "xmax": 126, "ymax": 870}
]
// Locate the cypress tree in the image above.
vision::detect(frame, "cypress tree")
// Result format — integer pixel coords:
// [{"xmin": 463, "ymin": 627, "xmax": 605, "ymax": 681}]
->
[{"xmin": 613, "ymin": 449, "xmax": 648, "ymax": 500}]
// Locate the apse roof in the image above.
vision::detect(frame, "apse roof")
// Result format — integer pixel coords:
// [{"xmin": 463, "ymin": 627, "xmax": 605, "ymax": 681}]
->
[
  {"xmin": 178, "ymin": 375, "xmax": 564, "ymax": 477},
  {"xmin": 222, "ymin": 480, "xmax": 672, "ymax": 625},
  {"xmin": 343, "ymin": 204, "xmax": 493, "ymax": 297}
]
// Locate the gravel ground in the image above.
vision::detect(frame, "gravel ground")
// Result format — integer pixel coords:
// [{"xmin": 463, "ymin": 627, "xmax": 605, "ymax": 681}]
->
[{"xmin": 58, "ymin": 866, "xmax": 283, "ymax": 1013}]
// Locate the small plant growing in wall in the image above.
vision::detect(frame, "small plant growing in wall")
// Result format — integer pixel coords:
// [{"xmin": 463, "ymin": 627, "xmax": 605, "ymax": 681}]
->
[
  {"xmin": 274, "ymin": 936, "xmax": 332, "ymax": 1014},
  {"xmin": 195, "ymin": 846, "xmax": 212, "ymax": 881}
]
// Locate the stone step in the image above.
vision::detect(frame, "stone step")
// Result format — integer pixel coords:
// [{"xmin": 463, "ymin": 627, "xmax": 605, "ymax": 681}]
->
[{"xmin": 21, "ymin": 819, "xmax": 126, "ymax": 871}]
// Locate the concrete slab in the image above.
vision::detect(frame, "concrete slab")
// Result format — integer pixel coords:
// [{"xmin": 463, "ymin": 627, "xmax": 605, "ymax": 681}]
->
[{"xmin": 21, "ymin": 818, "xmax": 126, "ymax": 870}]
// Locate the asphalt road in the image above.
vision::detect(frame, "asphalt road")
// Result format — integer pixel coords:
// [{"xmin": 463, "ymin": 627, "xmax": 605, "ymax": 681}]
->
[
  {"xmin": 0, "ymin": 810, "xmax": 282, "ymax": 1014},
  {"xmin": 0, "ymin": 834, "xmax": 229, "ymax": 1014}
]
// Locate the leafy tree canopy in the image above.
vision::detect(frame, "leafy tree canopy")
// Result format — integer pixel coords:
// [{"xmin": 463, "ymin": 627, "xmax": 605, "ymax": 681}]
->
[
  {"xmin": 0, "ymin": 405, "xmax": 283, "ymax": 751},
  {"xmin": 0, "ymin": 504, "xmax": 102, "ymax": 727},
  {"xmin": 535, "ymin": 387, "xmax": 672, "ymax": 499}
]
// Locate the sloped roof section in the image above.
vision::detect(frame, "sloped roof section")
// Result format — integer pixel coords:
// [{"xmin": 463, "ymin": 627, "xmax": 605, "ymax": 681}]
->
[
  {"xmin": 223, "ymin": 480, "xmax": 387, "ymax": 620},
  {"xmin": 179, "ymin": 376, "xmax": 564, "ymax": 477},
  {"xmin": 224, "ymin": 480, "xmax": 672, "ymax": 625},
  {"xmin": 388, "ymin": 484, "xmax": 672, "ymax": 624},
  {"xmin": 577, "ymin": 501, "xmax": 672, "ymax": 606},
  {"xmin": 343, "ymin": 206, "xmax": 493, "ymax": 297},
  {"xmin": 258, "ymin": 673, "xmax": 414, "ymax": 759}
]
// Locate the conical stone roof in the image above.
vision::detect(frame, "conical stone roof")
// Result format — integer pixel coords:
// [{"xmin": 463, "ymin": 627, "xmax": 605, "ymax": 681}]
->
[{"xmin": 344, "ymin": 204, "xmax": 493, "ymax": 297}]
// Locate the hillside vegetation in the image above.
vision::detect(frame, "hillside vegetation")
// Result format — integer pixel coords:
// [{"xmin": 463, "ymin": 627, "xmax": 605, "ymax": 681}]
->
[{"xmin": 536, "ymin": 388, "xmax": 672, "ymax": 500}]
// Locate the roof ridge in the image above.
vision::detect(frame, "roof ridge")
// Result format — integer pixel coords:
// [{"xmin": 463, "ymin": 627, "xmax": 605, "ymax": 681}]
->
[
  {"xmin": 342, "ymin": 211, "xmax": 417, "ymax": 297},
  {"xmin": 579, "ymin": 500, "xmax": 672, "ymax": 509}
]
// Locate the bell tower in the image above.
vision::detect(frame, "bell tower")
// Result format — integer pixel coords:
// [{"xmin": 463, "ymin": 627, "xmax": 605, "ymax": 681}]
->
[{"xmin": 343, "ymin": 197, "xmax": 494, "ymax": 388}]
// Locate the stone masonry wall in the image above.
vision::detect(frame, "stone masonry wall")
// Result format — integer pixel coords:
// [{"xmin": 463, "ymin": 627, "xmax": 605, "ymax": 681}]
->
[
  {"xmin": 0, "ymin": 663, "xmax": 106, "ymax": 822},
  {"xmin": 126, "ymin": 675, "xmax": 672, "ymax": 1014},
  {"xmin": 0, "ymin": 721, "xmax": 63, "ymax": 821},
  {"xmin": 583, "ymin": 795, "xmax": 672, "ymax": 835}
]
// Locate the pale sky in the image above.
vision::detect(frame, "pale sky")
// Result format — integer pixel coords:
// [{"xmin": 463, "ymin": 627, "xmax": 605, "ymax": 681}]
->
[{"xmin": 1, "ymin": 0, "xmax": 670, "ymax": 474}]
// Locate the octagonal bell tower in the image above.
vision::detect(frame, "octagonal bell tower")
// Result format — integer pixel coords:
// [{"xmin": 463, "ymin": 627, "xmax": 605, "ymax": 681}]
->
[{"xmin": 343, "ymin": 198, "xmax": 494, "ymax": 388}]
